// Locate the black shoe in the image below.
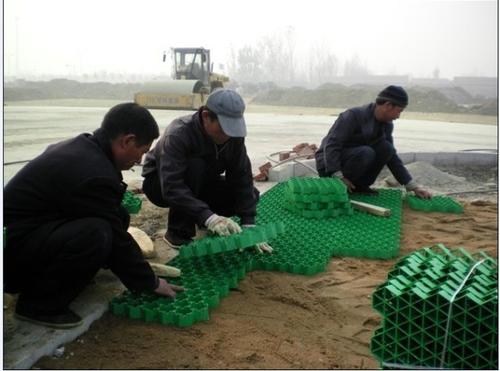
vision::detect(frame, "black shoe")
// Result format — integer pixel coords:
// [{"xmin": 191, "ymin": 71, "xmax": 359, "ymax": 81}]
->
[
  {"xmin": 14, "ymin": 305, "xmax": 83, "ymax": 329},
  {"xmin": 163, "ymin": 231, "xmax": 193, "ymax": 249},
  {"xmin": 352, "ymin": 187, "xmax": 379, "ymax": 195}
]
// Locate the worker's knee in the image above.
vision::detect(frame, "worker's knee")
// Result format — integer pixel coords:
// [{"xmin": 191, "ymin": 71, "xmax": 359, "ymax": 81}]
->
[
  {"xmin": 355, "ymin": 146, "xmax": 377, "ymax": 168},
  {"xmin": 51, "ymin": 217, "xmax": 113, "ymax": 265},
  {"xmin": 78, "ymin": 218, "xmax": 113, "ymax": 260},
  {"xmin": 374, "ymin": 140, "xmax": 396, "ymax": 161}
]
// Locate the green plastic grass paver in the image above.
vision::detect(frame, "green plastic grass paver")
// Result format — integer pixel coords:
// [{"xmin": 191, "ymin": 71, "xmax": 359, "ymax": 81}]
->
[
  {"xmin": 111, "ymin": 178, "xmax": 404, "ymax": 327},
  {"xmin": 121, "ymin": 191, "xmax": 142, "ymax": 214},
  {"xmin": 371, "ymin": 244, "xmax": 498, "ymax": 370},
  {"xmin": 406, "ymin": 195, "xmax": 463, "ymax": 214},
  {"xmin": 178, "ymin": 222, "xmax": 286, "ymax": 258}
]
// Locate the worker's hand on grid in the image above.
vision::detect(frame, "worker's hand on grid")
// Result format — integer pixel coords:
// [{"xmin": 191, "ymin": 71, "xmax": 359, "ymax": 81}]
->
[
  {"xmin": 242, "ymin": 224, "xmax": 274, "ymax": 254},
  {"xmin": 341, "ymin": 177, "xmax": 356, "ymax": 193},
  {"xmin": 413, "ymin": 187, "xmax": 432, "ymax": 199},
  {"xmin": 154, "ymin": 278, "xmax": 184, "ymax": 298},
  {"xmin": 205, "ymin": 214, "xmax": 242, "ymax": 236}
]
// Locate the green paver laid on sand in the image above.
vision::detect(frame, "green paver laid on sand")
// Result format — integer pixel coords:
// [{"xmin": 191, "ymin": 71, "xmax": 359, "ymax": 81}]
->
[
  {"xmin": 111, "ymin": 178, "xmax": 404, "ymax": 327},
  {"xmin": 405, "ymin": 195, "xmax": 463, "ymax": 214}
]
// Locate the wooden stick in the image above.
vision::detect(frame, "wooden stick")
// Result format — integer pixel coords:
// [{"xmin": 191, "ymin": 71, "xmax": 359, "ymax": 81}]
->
[
  {"xmin": 350, "ymin": 200, "xmax": 391, "ymax": 217},
  {"xmin": 149, "ymin": 262, "xmax": 181, "ymax": 277}
]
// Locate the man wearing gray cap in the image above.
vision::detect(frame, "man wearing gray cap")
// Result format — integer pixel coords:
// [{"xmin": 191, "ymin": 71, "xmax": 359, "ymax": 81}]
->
[
  {"xmin": 142, "ymin": 89, "xmax": 272, "ymax": 253},
  {"xmin": 315, "ymin": 85, "xmax": 431, "ymax": 198}
]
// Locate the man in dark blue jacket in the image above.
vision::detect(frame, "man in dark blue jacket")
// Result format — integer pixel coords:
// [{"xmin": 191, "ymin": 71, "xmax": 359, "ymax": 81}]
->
[
  {"xmin": 4, "ymin": 103, "xmax": 183, "ymax": 329},
  {"xmin": 142, "ymin": 89, "xmax": 272, "ymax": 253},
  {"xmin": 315, "ymin": 86, "xmax": 431, "ymax": 198}
]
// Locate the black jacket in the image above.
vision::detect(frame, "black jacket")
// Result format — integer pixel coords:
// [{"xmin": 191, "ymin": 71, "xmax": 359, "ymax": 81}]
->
[
  {"xmin": 4, "ymin": 128, "xmax": 158, "ymax": 292},
  {"xmin": 142, "ymin": 111, "xmax": 257, "ymax": 225},
  {"xmin": 315, "ymin": 103, "xmax": 412, "ymax": 185}
]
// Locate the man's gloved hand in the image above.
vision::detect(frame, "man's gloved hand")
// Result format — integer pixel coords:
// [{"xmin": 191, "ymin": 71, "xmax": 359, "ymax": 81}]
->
[
  {"xmin": 242, "ymin": 224, "xmax": 274, "ymax": 254},
  {"xmin": 205, "ymin": 214, "xmax": 242, "ymax": 236},
  {"xmin": 255, "ymin": 242, "xmax": 273, "ymax": 254}
]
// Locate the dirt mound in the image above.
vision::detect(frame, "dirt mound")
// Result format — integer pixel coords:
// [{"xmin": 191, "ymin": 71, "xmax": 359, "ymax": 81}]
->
[
  {"xmin": 384, "ymin": 161, "xmax": 466, "ymax": 188},
  {"xmin": 251, "ymin": 85, "xmax": 472, "ymax": 114}
]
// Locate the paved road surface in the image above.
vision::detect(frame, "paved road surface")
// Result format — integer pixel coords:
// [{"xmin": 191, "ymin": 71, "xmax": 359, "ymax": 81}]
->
[{"xmin": 3, "ymin": 105, "xmax": 497, "ymax": 184}]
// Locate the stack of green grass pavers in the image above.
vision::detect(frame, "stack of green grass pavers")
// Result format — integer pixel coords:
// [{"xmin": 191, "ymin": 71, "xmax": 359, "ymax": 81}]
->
[
  {"xmin": 111, "ymin": 177, "xmax": 404, "ymax": 326},
  {"xmin": 371, "ymin": 244, "xmax": 498, "ymax": 369},
  {"xmin": 284, "ymin": 177, "xmax": 353, "ymax": 218}
]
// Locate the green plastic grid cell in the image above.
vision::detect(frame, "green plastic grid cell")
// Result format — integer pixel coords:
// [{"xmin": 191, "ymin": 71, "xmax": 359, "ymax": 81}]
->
[
  {"xmin": 121, "ymin": 191, "xmax": 142, "ymax": 214},
  {"xmin": 371, "ymin": 244, "xmax": 497, "ymax": 370},
  {"xmin": 406, "ymin": 195, "xmax": 463, "ymax": 214}
]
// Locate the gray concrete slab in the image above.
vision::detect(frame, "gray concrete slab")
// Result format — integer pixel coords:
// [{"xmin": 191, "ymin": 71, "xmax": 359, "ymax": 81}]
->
[{"xmin": 3, "ymin": 271, "xmax": 124, "ymax": 369}]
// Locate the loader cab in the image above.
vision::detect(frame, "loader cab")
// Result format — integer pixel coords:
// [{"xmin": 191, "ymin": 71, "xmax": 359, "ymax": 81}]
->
[{"xmin": 171, "ymin": 48, "xmax": 211, "ymax": 87}]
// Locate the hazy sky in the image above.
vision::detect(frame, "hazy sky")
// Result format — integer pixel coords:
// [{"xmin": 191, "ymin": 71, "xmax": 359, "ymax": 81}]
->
[{"xmin": 3, "ymin": 0, "xmax": 498, "ymax": 79}]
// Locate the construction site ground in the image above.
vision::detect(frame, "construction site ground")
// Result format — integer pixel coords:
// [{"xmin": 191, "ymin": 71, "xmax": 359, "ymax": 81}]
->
[{"xmin": 3, "ymin": 161, "xmax": 497, "ymax": 369}]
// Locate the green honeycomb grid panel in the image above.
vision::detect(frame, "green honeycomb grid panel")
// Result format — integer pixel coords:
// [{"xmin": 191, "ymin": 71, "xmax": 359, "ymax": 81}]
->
[
  {"xmin": 405, "ymin": 195, "xmax": 463, "ymax": 214},
  {"xmin": 371, "ymin": 244, "xmax": 498, "ymax": 369},
  {"xmin": 178, "ymin": 222, "xmax": 286, "ymax": 258},
  {"xmin": 111, "ymin": 179, "xmax": 404, "ymax": 327}
]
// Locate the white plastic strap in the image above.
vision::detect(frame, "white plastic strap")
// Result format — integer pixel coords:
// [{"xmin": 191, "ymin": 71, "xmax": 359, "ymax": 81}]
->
[
  {"xmin": 381, "ymin": 259, "xmax": 486, "ymax": 370},
  {"xmin": 439, "ymin": 259, "xmax": 485, "ymax": 368},
  {"xmin": 381, "ymin": 361, "xmax": 442, "ymax": 369}
]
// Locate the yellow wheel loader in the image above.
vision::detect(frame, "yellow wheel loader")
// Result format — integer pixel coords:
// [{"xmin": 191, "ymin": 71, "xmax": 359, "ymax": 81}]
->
[{"xmin": 134, "ymin": 47, "xmax": 229, "ymax": 110}]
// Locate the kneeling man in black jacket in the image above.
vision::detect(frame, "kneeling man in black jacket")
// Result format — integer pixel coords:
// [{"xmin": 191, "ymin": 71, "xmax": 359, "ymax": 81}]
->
[
  {"xmin": 142, "ymin": 89, "xmax": 271, "ymax": 253},
  {"xmin": 4, "ymin": 103, "xmax": 183, "ymax": 329},
  {"xmin": 315, "ymin": 85, "xmax": 431, "ymax": 199}
]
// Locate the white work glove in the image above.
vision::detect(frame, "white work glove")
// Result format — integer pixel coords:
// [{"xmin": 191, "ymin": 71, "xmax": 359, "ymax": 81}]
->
[
  {"xmin": 242, "ymin": 224, "xmax": 274, "ymax": 254},
  {"xmin": 205, "ymin": 214, "xmax": 242, "ymax": 236}
]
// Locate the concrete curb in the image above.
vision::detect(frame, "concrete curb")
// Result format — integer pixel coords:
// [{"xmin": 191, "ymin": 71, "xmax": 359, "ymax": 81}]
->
[{"xmin": 3, "ymin": 272, "xmax": 123, "ymax": 369}]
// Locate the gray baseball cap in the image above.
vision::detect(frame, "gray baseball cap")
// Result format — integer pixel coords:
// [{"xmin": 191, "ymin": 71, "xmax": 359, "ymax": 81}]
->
[{"xmin": 206, "ymin": 88, "xmax": 247, "ymax": 137}]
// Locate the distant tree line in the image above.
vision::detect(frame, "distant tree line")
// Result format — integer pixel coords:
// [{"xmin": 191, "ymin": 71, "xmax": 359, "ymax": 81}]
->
[{"xmin": 227, "ymin": 28, "xmax": 370, "ymax": 87}]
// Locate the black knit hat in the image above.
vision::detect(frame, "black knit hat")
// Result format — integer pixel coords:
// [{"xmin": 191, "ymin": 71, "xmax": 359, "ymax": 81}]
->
[{"xmin": 377, "ymin": 85, "xmax": 408, "ymax": 107}]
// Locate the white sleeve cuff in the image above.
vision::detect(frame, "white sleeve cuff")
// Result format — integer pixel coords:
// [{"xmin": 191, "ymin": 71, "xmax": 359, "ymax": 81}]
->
[{"xmin": 204, "ymin": 213, "xmax": 219, "ymax": 227}]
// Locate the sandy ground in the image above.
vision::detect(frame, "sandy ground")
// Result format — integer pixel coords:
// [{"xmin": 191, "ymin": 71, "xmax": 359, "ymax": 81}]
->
[{"xmin": 30, "ymin": 170, "xmax": 497, "ymax": 369}]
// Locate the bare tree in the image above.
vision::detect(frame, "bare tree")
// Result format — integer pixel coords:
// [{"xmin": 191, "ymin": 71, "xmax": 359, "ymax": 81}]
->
[
  {"xmin": 229, "ymin": 28, "xmax": 298, "ymax": 85},
  {"xmin": 344, "ymin": 54, "xmax": 370, "ymax": 76},
  {"xmin": 307, "ymin": 44, "xmax": 339, "ymax": 86},
  {"xmin": 228, "ymin": 45, "xmax": 263, "ymax": 83}
]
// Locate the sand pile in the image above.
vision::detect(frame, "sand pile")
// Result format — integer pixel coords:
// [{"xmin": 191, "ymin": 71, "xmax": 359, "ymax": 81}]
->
[{"xmin": 379, "ymin": 161, "xmax": 497, "ymax": 199}]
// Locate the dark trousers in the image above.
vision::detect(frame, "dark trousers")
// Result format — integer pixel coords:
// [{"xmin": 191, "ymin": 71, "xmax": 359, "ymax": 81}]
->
[
  {"xmin": 143, "ymin": 158, "xmax": 256, "ymax": 239},
  {"xmin": 4, "ymin": 216, "xmax": 120, "ymax": 314},
  {"xmin": 320, "ymin": 140, "xmax": 395, "ymax": 187}
]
